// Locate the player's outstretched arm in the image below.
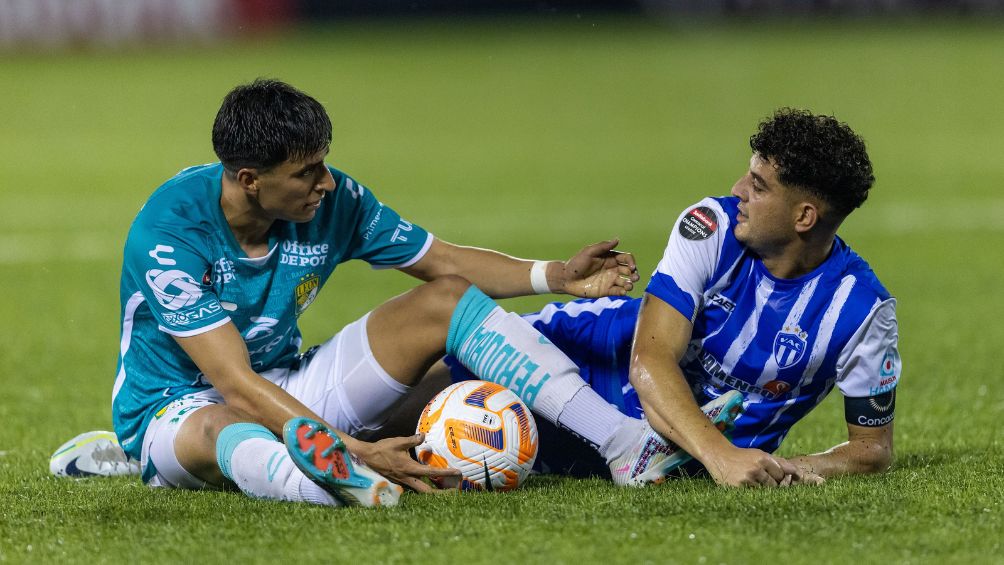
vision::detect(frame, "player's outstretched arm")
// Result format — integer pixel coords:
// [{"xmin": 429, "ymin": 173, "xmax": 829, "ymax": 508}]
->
[
  {"xmin": 400, "ymin": 238, "xmax": 639, "ymax": 299},
  {"xmin": 629, "ymin": 294, "xmax": 805, "ymax": 488},
  {"xmin": 783, "ymin": 422, "xmax": 893, "ymax": 479},
  {"xmin": 174, "ymin": 323, "xmax": 459, "ymax": 493}
]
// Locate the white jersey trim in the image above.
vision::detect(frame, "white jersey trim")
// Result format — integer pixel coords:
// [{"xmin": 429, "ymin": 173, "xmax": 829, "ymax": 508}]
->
[
  {"xmin": 371, "ymin": 232, "xmax": 435, "ymax": 270},
  {"xmin": 158, "ymin": 316, "xmax": 231, "ymax": 338},
  {"xmin": 112, "ymin": 291, "xmax": 147, "ymax": 402},
  {"xmin": 836, "ymin": 298, "xmax": 900, "ymax": 398}
]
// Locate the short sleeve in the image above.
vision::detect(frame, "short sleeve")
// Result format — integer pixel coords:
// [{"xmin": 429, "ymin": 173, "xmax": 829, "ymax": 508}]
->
[
  {"xmin": 645, "ymin": 199, "xmax": 727, "ymax": 321},
  {"xmin": 340, "ymin": 175, "xmax": 433, "ymax": 269},
  {"xmin": 123, "ymin": 224, "xmax": 230, "ymax": 337},
  {"xmin": 835, "ymin": 299, "xmax": 901, "ymax": 398}
]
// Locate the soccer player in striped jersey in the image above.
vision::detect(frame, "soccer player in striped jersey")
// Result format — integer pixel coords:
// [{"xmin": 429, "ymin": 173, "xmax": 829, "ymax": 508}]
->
[{"xmin": 445, "ymin": 109, "xmax": 900, "ymax": 486}]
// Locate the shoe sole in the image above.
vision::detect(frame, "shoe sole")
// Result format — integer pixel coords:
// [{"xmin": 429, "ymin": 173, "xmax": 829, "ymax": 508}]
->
[{"xmin": 282, "ymin": 417, "xmax": 401, "ymax": 507}]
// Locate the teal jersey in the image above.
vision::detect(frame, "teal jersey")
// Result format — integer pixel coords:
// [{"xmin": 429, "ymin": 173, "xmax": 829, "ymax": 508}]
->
[{"xmin": 111, "ymin": 163, "xmax": 431, "ymax": 459}]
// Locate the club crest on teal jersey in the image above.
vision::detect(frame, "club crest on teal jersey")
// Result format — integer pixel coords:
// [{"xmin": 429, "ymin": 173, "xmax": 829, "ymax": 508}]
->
[{"xmin": 295, "ymin": 274, "xmax": 320, "ymax": 316}]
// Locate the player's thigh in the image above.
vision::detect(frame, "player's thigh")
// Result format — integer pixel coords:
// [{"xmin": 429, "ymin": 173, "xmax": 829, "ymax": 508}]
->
[
  {"xmin": 357, "ymin": 359, "xmax": 453, "ymax": 441},
  {"xmin": 283, "ymin": 312, "xmax": 412, "ymax": 437},
  {"xmin": 365, "ymin": 275, "xmax": 471, "ymax": 382}
]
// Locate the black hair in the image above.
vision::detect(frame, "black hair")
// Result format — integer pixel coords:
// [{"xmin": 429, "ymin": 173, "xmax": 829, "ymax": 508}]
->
[
  {"xmin": 750, "ymin": 108, "xmax": 874, "ymax": 217},
  {"xmin": 212, "ymin": 79, "xmax": 332, "ymax": 174}
]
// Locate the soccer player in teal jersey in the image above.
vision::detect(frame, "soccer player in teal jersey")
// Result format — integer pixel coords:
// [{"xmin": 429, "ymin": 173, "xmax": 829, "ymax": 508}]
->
[{"xmin": 102, "ymin": 79, "xmax": 733, "ymax": 507}]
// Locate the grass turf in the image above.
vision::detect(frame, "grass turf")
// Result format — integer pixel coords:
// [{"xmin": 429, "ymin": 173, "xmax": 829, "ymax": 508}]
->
[{"xmin": 1, "ymin": 15, "xmax": 1002, "ymax": 564}]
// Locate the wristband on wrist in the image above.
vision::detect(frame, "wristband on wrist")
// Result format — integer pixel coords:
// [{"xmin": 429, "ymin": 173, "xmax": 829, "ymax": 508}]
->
[{"xmin": 530, "ymin": 261, "xmax": 551, "ymax": 294}]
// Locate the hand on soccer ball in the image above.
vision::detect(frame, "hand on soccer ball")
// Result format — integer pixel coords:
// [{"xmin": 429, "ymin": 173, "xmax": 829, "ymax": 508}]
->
[
  {"xmin": 556, "ymin": 239, "xmax": 640, "ymax": 298},
  {"xmin": 352, "ymin": 433, "xmax": 461, "ymax": 494}
]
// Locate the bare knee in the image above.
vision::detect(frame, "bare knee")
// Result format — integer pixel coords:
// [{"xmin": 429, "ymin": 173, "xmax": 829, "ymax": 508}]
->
[{"xmin": 413, "ymin": 275, "xmax": 472, "ymax": 321}]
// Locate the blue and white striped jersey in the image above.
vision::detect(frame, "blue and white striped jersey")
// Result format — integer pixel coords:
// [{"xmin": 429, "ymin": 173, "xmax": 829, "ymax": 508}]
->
[{"xmin": 510, "ymin": 196, "xmax": 901, "ymax": 454}]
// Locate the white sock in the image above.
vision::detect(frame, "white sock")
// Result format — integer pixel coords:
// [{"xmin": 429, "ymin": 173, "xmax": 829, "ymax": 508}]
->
[
  {"xmin": 446, "ymin": 285, "xmax": 628, "ymax": 451},
  {"xmin": 556, "ymin": 385, "xmax": 632, "ymax": 450},
  {"xmin": 216, "ymin": 423, "xmax": 341, "ymax": 507},
  {"xmin": 455, "ymin": 308, "xmax": 590, "ymax": 424}
]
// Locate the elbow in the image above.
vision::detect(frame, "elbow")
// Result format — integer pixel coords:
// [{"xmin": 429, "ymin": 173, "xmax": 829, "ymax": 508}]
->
[{"xmin": 858, "ymin": 443, "xmax": 894, "ymax": 475}]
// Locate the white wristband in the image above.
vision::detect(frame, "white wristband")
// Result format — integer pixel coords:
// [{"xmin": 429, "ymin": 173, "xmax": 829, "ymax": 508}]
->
[{"xmin": 530, "ymin": 261, "xmax": 551, "ymax": 295}]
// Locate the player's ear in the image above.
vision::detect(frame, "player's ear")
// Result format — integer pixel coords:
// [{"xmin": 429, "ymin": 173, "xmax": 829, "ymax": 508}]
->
[
  {"xmin": 235, "ymin": 168, "xmax": 260, "ymax": 196},
  {"xmin": 793, "ymin": 202, "xmax": 818, "ymax": 233}
]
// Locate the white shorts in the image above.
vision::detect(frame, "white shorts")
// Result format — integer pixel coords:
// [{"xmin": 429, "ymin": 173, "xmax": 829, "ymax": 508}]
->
[{"xmin": 142, "ymin": 312, "xmax": 411, "ymax": 489}]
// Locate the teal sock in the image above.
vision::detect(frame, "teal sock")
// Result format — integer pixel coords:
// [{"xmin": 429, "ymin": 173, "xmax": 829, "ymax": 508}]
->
[{"xmin": 445, "ymin": 285, "xmax": 589, "ymax": 424}]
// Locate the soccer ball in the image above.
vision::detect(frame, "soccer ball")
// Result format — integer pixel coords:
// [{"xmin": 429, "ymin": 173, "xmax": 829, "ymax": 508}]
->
[{"xmin": 415, "ymin": 381, "xmax": 538, "ymax": 491}]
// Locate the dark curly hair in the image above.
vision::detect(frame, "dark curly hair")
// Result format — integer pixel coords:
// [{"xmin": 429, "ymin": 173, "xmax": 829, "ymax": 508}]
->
[{"xmin": 750, "ymin": 108, "xmax": 874, "ymax": 217}]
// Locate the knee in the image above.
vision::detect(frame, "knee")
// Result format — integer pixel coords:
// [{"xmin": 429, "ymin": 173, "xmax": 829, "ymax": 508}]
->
[{"xmin": 419, "ymin": 275, "xmax": 472, "ymax": 313}]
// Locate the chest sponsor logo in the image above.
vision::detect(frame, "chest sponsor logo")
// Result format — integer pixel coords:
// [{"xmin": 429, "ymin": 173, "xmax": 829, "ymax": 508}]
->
[
  {"xmin": 295, "ymin": 274, "xmax": 320, "ymax": 316},
  {"xmin": 696, "ymin": 349, "xmax": 792, "ymax": 400},
  {"xmin": 145, "ymin": 269, "xmax": 202, "ymax": 311},
  {"xmin": 773, "ymin": 326, "xmax": 808, "ymax": 369},
  {"xmin": 280, "ymin": 241, "xmax": 329, "ymax": 267},
  {"xmin": 679, "ymin": 206, "xmax": 718, "ymax": 241},
  {"xmin": 244, "ymin": 317, "xmax": 293, "ymax": 358},
  {"xmin": 205, "ymin": 258, "xmax": 236, "ymax": 285}
]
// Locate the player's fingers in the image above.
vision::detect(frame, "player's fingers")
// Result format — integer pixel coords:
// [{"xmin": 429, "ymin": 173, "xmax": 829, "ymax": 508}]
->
[
  {"xmin": 753, "ymin": 468, "xmax": 777, "ymax": 487},
  {"xmin": 779, "ymin": 474, "xmax": 793, "ymax": 487},
  {"xmin": 389, "ymin": 433, "xmax": 424, "ymax": 450},
  {"xmin": 401, "ymin": 476, "xmax": 434, "ymax": 494},
  {"xmin": 775, "ymin": 457, "xmax": 802, "ymax": 479},
  {"xmin": 585, "ymin": 239, "xmax": 620, "ymax": 258},
  {"xmin": 614, "ymin": 251, "xmax": 638, "ymax": 271},
  {"xmin": 418, "ymin": 464, "xmax": 461, "ymax": 477},
  {"xmin": 762, "ymin": 456, "xmax": 787, "ymax": 483}
]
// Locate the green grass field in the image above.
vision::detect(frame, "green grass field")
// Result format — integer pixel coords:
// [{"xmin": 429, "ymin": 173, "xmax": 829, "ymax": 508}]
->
[{"xmin": 1, "ymin": 15, "xmax": 1002, "ymax": 564}]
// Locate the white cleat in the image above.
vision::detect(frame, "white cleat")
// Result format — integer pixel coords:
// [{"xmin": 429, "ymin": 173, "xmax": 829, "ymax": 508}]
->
[
  {"xmin": 50, "ymin": 431, "xmax": 140, "ymax": 478},
  {"xmin": 608, "ymin": 391, "xmax": 744, "ymax": 487}
]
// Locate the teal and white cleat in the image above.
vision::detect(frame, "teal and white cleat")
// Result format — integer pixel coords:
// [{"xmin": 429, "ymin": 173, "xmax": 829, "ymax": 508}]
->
[
  {"xmin": 49, "ymin": 431, "xmax": 140, "ymax": 478},
  {"xmin": 608, "ymin": 390, "xmax": 745, "ymax": 486},
  {"xmin": 282, "ymin": 417, "xmax": 402, "ymax": 508}
]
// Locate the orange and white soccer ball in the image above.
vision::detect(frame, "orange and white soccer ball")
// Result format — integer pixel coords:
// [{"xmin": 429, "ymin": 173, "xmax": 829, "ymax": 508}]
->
[{"xmin": 416, "ymin": 381, "xmax": 538, "ymax": 491}]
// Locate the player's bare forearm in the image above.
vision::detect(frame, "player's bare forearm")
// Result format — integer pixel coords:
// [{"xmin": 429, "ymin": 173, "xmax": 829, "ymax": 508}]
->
[
  {"xmin": 629, "ymin": 296, "xmax": 733, "ymax": 460},
  {"xmin": 174, "ymin": 324, "xmax": 351, "ymax": 444},
  {"xmin": 401, "ymin": 238, "xmax": 638, "ymax": 299},
  {"xmin": 787, "ymin": 423, "xmax": 894, "ymax": 478}
]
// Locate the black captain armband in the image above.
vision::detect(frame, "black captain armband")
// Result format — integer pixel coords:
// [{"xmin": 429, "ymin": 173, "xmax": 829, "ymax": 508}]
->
[{"xmin": 845, "ymin": 390, "xmax": 896, "ymax": 427}]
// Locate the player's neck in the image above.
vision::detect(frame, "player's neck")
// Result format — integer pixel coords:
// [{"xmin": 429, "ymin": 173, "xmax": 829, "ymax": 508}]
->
[
  {"xmin": 759, "ymin": 236, "xmax": 835, "ymax": 280},
  {"xmin": 220, "ymin": 175, "xmax": 273, "ymax": 256}
]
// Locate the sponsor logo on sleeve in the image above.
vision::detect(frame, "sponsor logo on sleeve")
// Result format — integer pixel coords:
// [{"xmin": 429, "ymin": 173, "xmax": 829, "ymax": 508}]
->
[
  {"xmin": 145, "ymin": 269, "xmax": 203, "ymax": 311},
  {"xmin": 773, "ymin": 326, "xmax": 808, "ymax": 369},
  {"xmin": 678, "ymin": 206, "xmax": 718, "ymax": 241},
  {"xmin": 869, "ymin": 350, "xmax": 900, "ymax": 395},
  {"xmin": 160, "ymin": 302, "xmax": 222, "ymax": 326},
  {"xmin": 391, "ymin": 220, "xmax": 414, "ymax": 243}
]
